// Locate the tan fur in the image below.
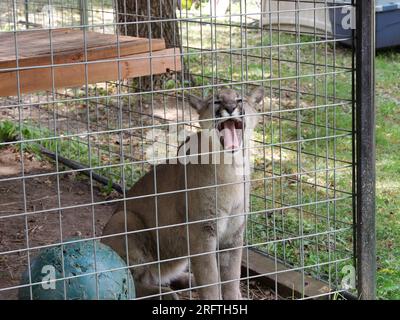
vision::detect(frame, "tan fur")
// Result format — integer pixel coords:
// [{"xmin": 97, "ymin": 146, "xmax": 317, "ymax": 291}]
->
[{"xmin": 101, "ymin": 87, "xmax": 264, "ymax": 300}]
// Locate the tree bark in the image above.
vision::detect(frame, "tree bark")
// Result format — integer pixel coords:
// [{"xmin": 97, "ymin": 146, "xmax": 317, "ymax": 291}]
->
[
  {"xmin": 115, "ymin": 0, "xmax": 181, "ymax": 49},
  {"xmin": 115, "ymin": 0, "xmax": 182, "ymax": 90}
]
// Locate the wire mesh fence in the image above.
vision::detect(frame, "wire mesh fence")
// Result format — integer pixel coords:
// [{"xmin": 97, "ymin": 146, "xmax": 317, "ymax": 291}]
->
[{"xmin": 0, "ymin": 0, "xmax": 375, "ymax": 300}]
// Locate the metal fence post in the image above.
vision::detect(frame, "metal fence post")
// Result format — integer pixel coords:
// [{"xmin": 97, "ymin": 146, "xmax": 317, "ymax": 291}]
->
[
  {"xmin": 79, "ymin": 0, "xmax": 89, "ymax": 29},
  {"xmin": 24, "ymin": 0, "xmax": 29, "ymax": 29},
  {"xmin": 356, "ymin": 0, "xmax": 376, "ymax": 300}
]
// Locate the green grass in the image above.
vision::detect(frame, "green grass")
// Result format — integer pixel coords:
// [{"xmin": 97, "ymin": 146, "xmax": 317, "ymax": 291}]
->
[
  {"xmin": 181, "ymin": 24, "xmax": 400, "ymax": 298},
  {"xmin": 374, "ymin": 50, "xmax": 400, "ymax": 299},
  {"xmin": 0, "ymin": 120, "xmax": 143, "ymax": 194},
  {"xmin": 182, "ymin": 28, "xmax": 356, "ymax": 293}
]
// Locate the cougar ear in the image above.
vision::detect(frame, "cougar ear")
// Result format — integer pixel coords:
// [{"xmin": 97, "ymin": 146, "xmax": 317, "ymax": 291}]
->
[
  {"xmin": 248, "ymin": 87, "xmax": 265, "ymax": 105},
  {"xmin": 188, "ymin": 94, "xmax": 207, "ymax": 113}
]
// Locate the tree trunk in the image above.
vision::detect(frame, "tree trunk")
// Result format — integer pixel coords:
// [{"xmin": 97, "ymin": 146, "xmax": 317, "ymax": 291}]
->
[
  {"xmin": 116, "ymin": 0, "xmax": 181, "ymax": 48},
  {"xmin": 115, "ymin": 0, "xmax": 182, "ymax": 89}
]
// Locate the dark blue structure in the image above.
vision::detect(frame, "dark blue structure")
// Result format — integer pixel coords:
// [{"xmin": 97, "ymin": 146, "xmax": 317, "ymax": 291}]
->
[{"xmin": 330, "ymin": 0, "xmax": 400, "ymax": 48}]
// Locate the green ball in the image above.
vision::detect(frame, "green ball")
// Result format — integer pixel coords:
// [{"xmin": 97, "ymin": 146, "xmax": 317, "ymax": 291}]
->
[{"xmin": 19, "ymin": 239, "xmax": 135, "ymax": 300}]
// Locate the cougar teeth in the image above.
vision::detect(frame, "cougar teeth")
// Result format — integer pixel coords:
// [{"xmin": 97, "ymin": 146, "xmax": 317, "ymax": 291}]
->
[{"xmin": 217, "ymin": 118, "xmax": 243, "ymax": 131}]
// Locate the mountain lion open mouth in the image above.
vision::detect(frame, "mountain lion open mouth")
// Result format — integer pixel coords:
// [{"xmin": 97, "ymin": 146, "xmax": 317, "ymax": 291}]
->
[{"xmin": 217, "ymin": 119, "xmax": 243, "ymax": 151}]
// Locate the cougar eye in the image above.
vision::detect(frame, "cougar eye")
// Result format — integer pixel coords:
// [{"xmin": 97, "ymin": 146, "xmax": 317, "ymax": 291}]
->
[{"xmin": 211, "ymin": 100, "xmax": 222, "ymax": 117}]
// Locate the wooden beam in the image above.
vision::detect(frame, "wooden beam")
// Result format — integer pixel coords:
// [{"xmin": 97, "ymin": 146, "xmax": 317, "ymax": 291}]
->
[
  {"xmin": 0, "ymin": 48, "xmax": 181, "ymax": 97},
  {"xmin": 0, "ymin": 29, "xmax": 166, "ymax": 68},
  {"xmin": 241, "ymin": 248, "xmax": 332, "ymax": 299}
]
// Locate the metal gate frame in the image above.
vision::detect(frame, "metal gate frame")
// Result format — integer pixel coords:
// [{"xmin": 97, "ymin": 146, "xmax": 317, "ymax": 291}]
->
[
  {"xmin": 355, "ymin": 0, "xmax": 376, "ymax": 300},
  {"xmin": 6, "ymin": 0, "xmax": 377, "ymax": 300}
]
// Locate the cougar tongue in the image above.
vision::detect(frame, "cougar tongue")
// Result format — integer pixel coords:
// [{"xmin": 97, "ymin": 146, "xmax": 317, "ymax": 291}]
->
[{"xmin": 222, "ymin": 120, "xmax": 239, "ymax": 150}]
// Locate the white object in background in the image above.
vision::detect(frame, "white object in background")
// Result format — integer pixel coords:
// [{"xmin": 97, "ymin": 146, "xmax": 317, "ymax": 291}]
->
[
  {"xmin": 260, "ymin": 0, "xmax": 333, "ymax": 34},
  {"xmin": 211, "ymin": 0, "xmax": 231, "ymax": 17},
  {"xmin": 41, "ymin": 5, "xmax": 56, "ymax": 28}
]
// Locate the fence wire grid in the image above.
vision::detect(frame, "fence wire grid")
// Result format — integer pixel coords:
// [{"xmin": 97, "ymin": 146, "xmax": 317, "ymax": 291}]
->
[{"xmin": 0, "ymin": 0, "xmax": 375, "ymax": 300}]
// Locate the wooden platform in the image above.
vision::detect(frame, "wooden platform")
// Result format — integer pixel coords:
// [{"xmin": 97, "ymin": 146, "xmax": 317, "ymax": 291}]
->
[
  {"xmin": 0, "ymin": 29, "xmax": 181, "ymax": 96},
  {"xmin": 242, "ymin": 249, "xmax": 332, "ymax": 299}
]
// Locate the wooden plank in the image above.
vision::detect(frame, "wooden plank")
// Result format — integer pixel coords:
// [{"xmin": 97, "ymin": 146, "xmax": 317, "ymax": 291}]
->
[
  {"xmin": 0, "ymin": 48, "xmax": 181, "ymax": 96},
  {"xmin": 0, "ymin": 29, "xmax": 166, "ymax": 68},
  {"xmin": 241, "ymin": 248, "xmax": 332, "ymax": 299}
]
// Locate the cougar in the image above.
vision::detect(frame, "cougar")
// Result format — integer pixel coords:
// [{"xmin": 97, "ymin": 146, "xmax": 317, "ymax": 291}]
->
[{"xmin": 102, "ymin": 87, "xmax": 264, "ymax": 300}]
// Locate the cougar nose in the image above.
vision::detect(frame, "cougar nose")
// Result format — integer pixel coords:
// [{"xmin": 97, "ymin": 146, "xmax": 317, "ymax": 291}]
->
[{"xmin": 224, "ymin": 104, "xmax": 236, "ymax": 114}]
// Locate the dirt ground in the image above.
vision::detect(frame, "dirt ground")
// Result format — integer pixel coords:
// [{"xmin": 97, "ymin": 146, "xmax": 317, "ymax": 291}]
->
[
  {"xmin": 0, "ymin": 147, "xmax": 117, "ymax": 300},
  {"xmin": 0, "ymin": 146, "xmax": 275, "ymax": 300}
]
